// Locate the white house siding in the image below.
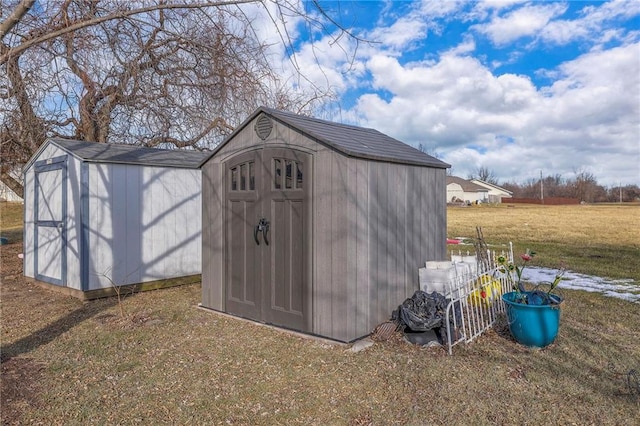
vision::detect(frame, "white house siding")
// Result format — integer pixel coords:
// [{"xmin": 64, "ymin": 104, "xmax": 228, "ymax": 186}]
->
[{"xmin": 0, "ymin": 181, "xmax": 22, "ymax": 202}]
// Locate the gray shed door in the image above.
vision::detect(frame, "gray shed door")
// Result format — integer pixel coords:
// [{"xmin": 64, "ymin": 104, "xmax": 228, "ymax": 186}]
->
[
  {"xmin": 225, "ymin": 148, "xmax": 311, "ymax": 332},
  {"xmin": 33, "ymin": 156, "xmax": 67, "ymax": 286}
]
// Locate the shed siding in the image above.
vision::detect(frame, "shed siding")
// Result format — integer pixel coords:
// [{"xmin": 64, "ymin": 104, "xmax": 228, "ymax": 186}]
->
[
  {"xmin": 309, "ymin": 154, "xmax": 447, "ymax": 341},
  {"xmin": 87, "ymin": 163, "xmax": 201, "ymax": 290}
]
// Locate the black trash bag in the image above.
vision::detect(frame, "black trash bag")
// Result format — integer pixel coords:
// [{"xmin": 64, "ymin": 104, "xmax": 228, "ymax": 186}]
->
[{"xmin": 392, "ymin": 290, "xmax": 461, "ymax": 344}]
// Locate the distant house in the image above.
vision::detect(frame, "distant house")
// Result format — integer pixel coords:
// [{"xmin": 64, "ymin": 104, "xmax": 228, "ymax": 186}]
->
[
  {"xmin": 0, "ymin": 178, "xmax": 23, "ymax": 202},
  {"xmin": 446, "ymin": 176, "xmax": 489, "ymax": 204},
  {"xmin": 470, "ymin": 179, "xmax": 513, "ymax": 203}
]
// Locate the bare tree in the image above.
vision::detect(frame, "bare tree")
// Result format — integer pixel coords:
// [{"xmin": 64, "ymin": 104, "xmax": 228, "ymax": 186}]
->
[
  {"xmin": 571, "ymin": 169, "xmax": 602, "ymax": 203},
  {"xmin": 1, "ymin": 0, "xmax": 359, "ymax": 195},
  {"xmin": 468, "ymin": 166, "xmax": 498, "ymax": 185}
]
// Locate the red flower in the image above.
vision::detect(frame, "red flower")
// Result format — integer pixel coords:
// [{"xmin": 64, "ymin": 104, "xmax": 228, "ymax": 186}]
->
[
  {"xmin": 520, "ymin": 253, "xmax": 532, "ymax": 262},
  {"xmin": 480, "ymin": 290, "xmax": 487, "ymax": 299}
]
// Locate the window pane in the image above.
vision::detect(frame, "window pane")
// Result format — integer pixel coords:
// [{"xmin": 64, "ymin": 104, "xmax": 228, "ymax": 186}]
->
[
  {"xmin": 249, "ymin": 162, "xmax": 255, "ymax": 190},
  {"xmin": 296, "ymin": 162, "xmax": 303, "ymax": 188},
  {"xmin": 285, "ymin": 160, "xmax": 292, "ymax": 189},
  {"xmin": 240, "ymin": 163, "xmax": 246, "ymax": 190},
  {"xmin": 274, "ymin": 159, "xmax": 282, "ymax": 189},
  {"xmin": 231, "ymin": 167, "xmax": 237, "ymax": 191}
]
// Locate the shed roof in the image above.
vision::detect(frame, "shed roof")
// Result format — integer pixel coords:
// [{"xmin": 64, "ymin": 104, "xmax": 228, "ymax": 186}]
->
[
  {"xmin": 205, "ymin": 107, "xmax": 450, "ymax": 169},
  {"xmin": 32, "ymin": 138, "xmax": 208, "ymax": 169}
]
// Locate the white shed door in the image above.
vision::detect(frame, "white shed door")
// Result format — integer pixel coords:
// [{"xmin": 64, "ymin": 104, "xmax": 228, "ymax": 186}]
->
[{"xmin": 34, "ymin": 156, "xmax": 67, "ymax": 286}]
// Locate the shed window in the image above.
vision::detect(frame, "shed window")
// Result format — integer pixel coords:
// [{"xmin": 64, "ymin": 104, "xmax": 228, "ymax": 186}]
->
[
  {"xmin": 274, "ymin": 159, "xmax": 282, "ymax": 189},
  {"xmin": 230, "ymin": 161, "xmax": 255, "ymax": 191},
  {"xmin": 273, "ymin": 158, "xmax": 302, "ymax": 190}
]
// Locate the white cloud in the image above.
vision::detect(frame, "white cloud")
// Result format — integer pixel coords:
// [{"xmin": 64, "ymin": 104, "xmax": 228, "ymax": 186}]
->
[
  {"xmin": 351, "ymin": 41, "xmax": 640, "ymax": 186},
  {"xmin": 473, "ymin": 2, "xmax": 568, "ymax": 45},
  {"xmin": 368, "ymin": 16, "xmax": 429, "ymax": 52}
]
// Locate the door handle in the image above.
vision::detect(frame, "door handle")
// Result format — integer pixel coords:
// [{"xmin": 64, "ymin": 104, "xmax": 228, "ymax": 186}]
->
[{"xmin": 254, "ymin": 218, "xmax": 270, "ymax": 246}]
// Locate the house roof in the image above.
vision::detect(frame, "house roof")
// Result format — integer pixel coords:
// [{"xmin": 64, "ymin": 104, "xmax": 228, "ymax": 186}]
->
[
  {"xmin": 470, "ymin": 178, "xmax": 513, "ymax": 195},
  {"xmin": 203, "ymin": 107, "xmax": 450, "ymax": 169},
  {"xmin": 446, "ymin": 176, "xmax": 489, "ymax": 192},
  {"xmin": 28, "ymin": 138, "xmax": 208, "ymax": 169}
]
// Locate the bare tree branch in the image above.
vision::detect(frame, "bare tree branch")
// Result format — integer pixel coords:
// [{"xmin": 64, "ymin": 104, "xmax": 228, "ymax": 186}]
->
[
  {"xmin": 0, "ymin": 0, "xmax": 35, "ymax": 41},
  {"xmin": 0, "ymin": 0, "xmax": 259, "ymax": 65}
]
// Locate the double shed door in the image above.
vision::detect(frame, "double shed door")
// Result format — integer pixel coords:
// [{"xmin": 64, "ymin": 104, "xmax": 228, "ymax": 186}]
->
[{"xmin": 225, "ymin": 148, "xmax": 311, "ymax": 332}]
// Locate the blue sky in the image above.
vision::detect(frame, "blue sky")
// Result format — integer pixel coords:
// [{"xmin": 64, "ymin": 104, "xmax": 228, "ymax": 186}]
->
[{"xmin": 258, "ymin": 0, "xmax": 640, "ymax": 186}]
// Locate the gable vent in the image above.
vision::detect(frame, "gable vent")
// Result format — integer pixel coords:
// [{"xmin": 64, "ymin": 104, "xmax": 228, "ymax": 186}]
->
[{"xmin": 254, "ymin": 114, "xmax": 273, "ymax": 140}]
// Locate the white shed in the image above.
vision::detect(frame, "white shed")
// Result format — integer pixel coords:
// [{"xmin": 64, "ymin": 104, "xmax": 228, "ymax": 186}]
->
[{"xmin": 23, "ymin": 138, "xmax": 207, "ymax": 299}]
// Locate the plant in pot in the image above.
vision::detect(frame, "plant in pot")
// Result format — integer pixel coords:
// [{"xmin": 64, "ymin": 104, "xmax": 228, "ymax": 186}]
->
[{"xmin": 497, "ymin": 250, "xmax": 565, "ymax": 348}]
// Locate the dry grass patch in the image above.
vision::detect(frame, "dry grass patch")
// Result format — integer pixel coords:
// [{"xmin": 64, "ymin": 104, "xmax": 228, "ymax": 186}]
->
[
  {"xmin": 2, "ymin": 201, "xmax": 639, "ymax": 424},
  {"xmin": 448, "ymin": 203, "xmax": 640, "ymax": 281}
]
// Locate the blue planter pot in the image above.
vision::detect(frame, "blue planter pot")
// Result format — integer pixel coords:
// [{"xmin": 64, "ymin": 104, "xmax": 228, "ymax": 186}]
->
[{"xmin": 502, "ymin": 291, "xmax": 563, "ymax": 348}]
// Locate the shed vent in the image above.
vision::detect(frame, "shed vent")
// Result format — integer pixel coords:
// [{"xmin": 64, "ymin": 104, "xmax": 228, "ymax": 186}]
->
[{"xmin": 254, "ymin": 114, "xmax": 273, "ymax": 140}]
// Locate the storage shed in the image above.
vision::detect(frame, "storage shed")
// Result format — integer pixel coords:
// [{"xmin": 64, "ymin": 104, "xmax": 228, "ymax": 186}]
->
[
  {"xmin": 23, "ymin": 138, "xmax": 207, "ymax": 299},
  {"xmin": 200, "ymin": 107, "xmax": 450, "ymax": 342}
]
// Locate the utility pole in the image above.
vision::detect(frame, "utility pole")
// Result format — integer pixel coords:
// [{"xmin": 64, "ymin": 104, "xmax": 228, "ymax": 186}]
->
[
  {"xmin": 540, "ymin": 170, "xmax": 544, "ymax": 203},
  {"xmin": 620, "ymin": 182, "xmax": 623, "ymax": 203}
]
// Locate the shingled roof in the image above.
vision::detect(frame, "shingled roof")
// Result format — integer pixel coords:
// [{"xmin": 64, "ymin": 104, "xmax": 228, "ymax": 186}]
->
[
  {"xmin": 33, "ymin": 138, "xmax": 208, "ymax": 169},
  {"xmin": 446, "ymin": 176, "xmax": 489, "ymax": 192},
  {"xmin": 206, "ymin": 107, "xmax": 450, "ymax": 169}
]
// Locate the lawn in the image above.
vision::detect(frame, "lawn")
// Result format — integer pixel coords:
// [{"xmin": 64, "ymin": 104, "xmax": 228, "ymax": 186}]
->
[{"xmin": 1, "ymin": 202, "xmax": 639, "ymax": 424}]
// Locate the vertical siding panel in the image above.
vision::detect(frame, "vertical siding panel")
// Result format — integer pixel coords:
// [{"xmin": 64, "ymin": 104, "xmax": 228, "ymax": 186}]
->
[
  {"xmin": 408, "ymin": 166, "xmax": 421, "ymax": 292},
  {"xmin": 372, "ymin": 162, "xmax": 389, "ymax": 325},
  {"xmin": 91, "ymin": 164, "xmax": 113, "ymax": 289},
  {"xmin": 203, "ymin": 161, "xmax": 225, "ymax": 310},
  {"xmin": 112, "ymin": 165, "xmax": 127, "ymax": 284},
  {"xmin": 355, "ymin": 159, "xmax": 370, "ymax": 337},
  {"xmin": 313, "ymin": 150, "xmax": 332, "ymax": 336},
  {"xmin": 436, "ymin": 170, "xmax": 447, "ymax": 260},
  {"xmin": 345, "ymin": 157, "xmax": 357, "ymax": 340},
  {"xmin": 65, "ymin": 154, "xmax": 79, "ymax": 287},
  {"xmin": 421, "ymin": 167, "xmax": 430, "ymax": 263},
  {"xmin": 396, "ymin": 166, "xmax": 409, "ymax": 305},
  {"xmin": 23, "ymin": 167, "xmax": 34, "ymax": 278},
  {"xmin": 385, "ymin": 163, "xmax": 397, "ymax": 315},
  {"xmin": 367, "ymin": 162, "xmax": 378, "ymax": 332},
  {"xmin": 126, "ymin": 166, "xmax": 142, "ymax": 284},
  {"xmin": 330, "ymin": 154, "xmax": 348, "ymax": 341}
]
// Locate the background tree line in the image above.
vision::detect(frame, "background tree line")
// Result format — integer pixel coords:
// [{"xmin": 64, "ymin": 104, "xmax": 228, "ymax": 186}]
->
[{"xmin": 468, "ymin": 166, "xmax": 639, "ymax": 203}]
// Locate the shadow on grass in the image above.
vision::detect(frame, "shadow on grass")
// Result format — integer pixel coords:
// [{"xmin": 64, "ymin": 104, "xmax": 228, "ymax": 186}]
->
[{"xmin": 0, "ymin": 297, "xmax": 117, "ymax": 363}]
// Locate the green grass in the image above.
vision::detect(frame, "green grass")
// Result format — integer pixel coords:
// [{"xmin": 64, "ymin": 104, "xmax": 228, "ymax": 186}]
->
[{"xmin": 2, "ymin": 202, "xmax": 639, "ymax": 424}]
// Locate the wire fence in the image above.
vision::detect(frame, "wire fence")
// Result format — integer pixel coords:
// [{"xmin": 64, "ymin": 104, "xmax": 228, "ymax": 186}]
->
[{"xmin": 444, "ymin": 244, "xmax": 514, "ymax": 355}]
